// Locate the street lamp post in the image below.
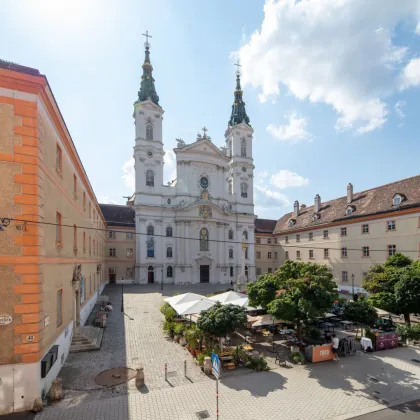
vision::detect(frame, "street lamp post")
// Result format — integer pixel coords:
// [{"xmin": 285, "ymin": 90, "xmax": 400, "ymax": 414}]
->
[
  {"xmin": 351, "ymin": 273, "xmax": 355, "ymax": 297},
  {"xmin": 161, "ymin": 268, "xmax": 163, "ymax": 291}
]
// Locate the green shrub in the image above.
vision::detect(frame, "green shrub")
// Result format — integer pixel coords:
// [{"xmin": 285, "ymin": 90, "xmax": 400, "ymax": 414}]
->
[
  {"xmin": 163, "ymin": 320, "xmax": 175, "ymax": 337},
  {"xmin": 307, "ymin": 327, "xmax": 322, "ymax": 341},
  {"xmin": 174, "ymin": 322, "xmax": 185, "ymax": 336},
  {"xmin": 160, "ymin": 302, "xmax": 177, "ymax": 321},
  {"xmin": 291, "ymin": 352, "xmax": 304, "ymax": 364},
  {"xmin": 247, "ymin": 354, "xmax": 269, "ymax": 371},
  {"xmin": 397, "ymin": 324, "xmax": 420, "ymax": 341}
]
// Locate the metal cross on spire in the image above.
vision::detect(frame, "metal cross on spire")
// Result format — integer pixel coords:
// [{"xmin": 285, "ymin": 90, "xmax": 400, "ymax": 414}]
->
[
  {"xmin": 234, "ymin": 59, "xmax": 242, "ymax": 76},
  {"xmin": 142, "ymin": 30, "xmax": 152, "ymax": 48},
  {"xmin": 202, "ymin": 126, "xmax": 208, "ymax": 137}
]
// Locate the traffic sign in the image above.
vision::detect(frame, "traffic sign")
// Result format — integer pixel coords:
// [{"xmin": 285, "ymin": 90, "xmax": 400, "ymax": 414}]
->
[{"xmin": 211, "ymin": 352, "xmax": 220, "ymax": 379}]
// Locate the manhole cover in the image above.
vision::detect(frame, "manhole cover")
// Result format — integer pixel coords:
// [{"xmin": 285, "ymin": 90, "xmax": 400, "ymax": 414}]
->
[
  {"xmin": 196, "ymin": 411, "xmax": 210, "ymax": 419},
  {"xmin": 95, "ymin": 367, "xmax": 137, "ymax": 386}
]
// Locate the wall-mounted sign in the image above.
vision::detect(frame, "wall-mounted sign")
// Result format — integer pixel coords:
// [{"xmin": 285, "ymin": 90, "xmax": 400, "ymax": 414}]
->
[
  {"xmin": 44, "ymin": 315, "xmax": 50, "ymax": 327},
  {"xmin": 0, "ymin": 314, "xmax": 12, "ymax": 325},
  {"xmin": 26, "ymin": 335, "xmax": 35, "ymax": 341}
]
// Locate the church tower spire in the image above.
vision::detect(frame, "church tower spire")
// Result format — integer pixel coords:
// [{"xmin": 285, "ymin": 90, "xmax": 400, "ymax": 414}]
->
[
  {"xmin": 228, "ymin": 61, "xmax": 250, "ymax": 127},
  {"xmin": 137, "ymin": 31, "xmax": 160, "ymax": 106}
]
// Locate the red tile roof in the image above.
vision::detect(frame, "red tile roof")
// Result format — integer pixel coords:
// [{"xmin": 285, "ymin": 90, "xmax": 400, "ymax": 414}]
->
[
  {"xmin": 274, "ymin": 175, "xmax": 420, "ymax": 234},
  {"xmin": 254, "ymin": 218, "xmax": 277, "ymax": 234}
]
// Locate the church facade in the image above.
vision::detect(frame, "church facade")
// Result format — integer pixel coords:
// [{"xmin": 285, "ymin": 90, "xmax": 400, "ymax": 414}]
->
[{"xmin": 133, "ymin": 41, "xmax": 256, "ymax": 284}]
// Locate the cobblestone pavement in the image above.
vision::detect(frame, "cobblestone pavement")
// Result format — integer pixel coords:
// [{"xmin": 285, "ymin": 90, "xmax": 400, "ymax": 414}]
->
[{"xmin": 36, "ymin": 284, "xmax": 420, "ymax": 420}]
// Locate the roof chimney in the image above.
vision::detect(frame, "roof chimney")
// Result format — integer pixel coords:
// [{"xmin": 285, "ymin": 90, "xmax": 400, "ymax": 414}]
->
[
  {"xmin": 294, "ymin": 200, "xmax": 300, "ymax": 217},
  {"xmin": 347, "ymin": 183, "xmax": 353, "ymax": 203},
  {"xmin": 314, "ymin": 194, "xmax": 321, "ymax": 213},
  {"xmin": 300, "ymin": 203, "xmax": 306, "ymax": 210}
]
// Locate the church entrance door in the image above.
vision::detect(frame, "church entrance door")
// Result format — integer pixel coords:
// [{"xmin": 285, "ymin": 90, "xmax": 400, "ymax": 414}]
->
[
  {"xmin": 148, "ymin": 266, "xmax": 154, "ymax": 283},
  {"xmin": 200, "ymin": 265, "xmax": 210, "ymax": 283}
]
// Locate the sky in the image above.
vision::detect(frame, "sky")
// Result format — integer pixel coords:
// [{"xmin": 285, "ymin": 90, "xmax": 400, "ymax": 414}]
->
[{"xmin": 2, "ymin": 0, "xmax": 420, "ymax": 219}]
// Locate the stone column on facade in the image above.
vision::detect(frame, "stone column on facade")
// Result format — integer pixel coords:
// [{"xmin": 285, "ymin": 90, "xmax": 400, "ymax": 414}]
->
[
  {"xmin": 175, "ymin": 220, "xmax": 182, "ymax": 265},
  {"xmin": 248, "ymin": 225, "xmax": 256, "ymax": 282},
  {"xmin": 137, "ymin": 218, "xmax": 147, "ymax": 283},
  {"xmin": 216, "ymin": 222, "xmax": 223, "ymax": 267}
]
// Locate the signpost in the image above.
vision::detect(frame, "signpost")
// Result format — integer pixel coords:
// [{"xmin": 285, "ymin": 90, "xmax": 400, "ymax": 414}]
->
[{"xmin": 211, "ymin": 353, "xmax": 220, "ymax": 419}]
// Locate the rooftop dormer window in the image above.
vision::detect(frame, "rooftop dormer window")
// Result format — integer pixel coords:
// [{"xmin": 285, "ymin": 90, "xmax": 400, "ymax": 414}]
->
[
  {"xmin": 312, "ymin": 213, "xmax": 320, "ymax": 222},
  {"xmin": 393, "ymin": 194, "xmax": 403, "ymax": 206},
  {"xmin": 288, "ymin": 219, "xmax": 296, "ymax": 227},
  {"xmin": 346, "ymin": 205, "xmax": 355, "ymax": 215}
]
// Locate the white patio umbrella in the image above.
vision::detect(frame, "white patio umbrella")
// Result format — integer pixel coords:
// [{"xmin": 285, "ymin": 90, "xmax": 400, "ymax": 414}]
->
[
  {"xmin": 173, "ymin": 298, "xmax": 216, "ymax": 316},
  {"xmin": 209, "ymin": 291, "xmax": 246, "ymax": 303},
  {"xmin": 251, "ymin": 314, "xmax": 284, "ymax": 327},
  {"xmin": 164, "ymin": 293, "xmax": 205, "ymax": 307}
]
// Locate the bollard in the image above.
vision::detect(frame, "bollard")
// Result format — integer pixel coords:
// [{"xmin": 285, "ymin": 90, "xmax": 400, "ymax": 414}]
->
[
  {"xmin": 184, "ymin": 360, "xmax": 187, "ymax": 377},
  {"xmin": 165, "ymin": 362, "xmax": 167, "ymax": 381}
]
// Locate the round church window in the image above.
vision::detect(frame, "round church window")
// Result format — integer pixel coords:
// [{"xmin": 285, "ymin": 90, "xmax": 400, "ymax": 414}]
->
[
  {"xmin": 147, "ymin": 151, "xmax": 153, "ymax": 157},
  {"xmin": 242, "ymin": 167, "xmax": 246, "ymax": 172},
  {"xmin": 200, "ymin": 177, "xmax": 209, "ymax": 189},
  {"xmin": 167, "ymin": 199, "xmax": 171, "ymax": 204}
]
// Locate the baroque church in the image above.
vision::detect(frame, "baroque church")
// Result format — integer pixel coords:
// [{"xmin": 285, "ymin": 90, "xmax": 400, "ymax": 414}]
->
[{"xmin": 132, "ymin": 38, "xmax": 256, "ymax": 284}]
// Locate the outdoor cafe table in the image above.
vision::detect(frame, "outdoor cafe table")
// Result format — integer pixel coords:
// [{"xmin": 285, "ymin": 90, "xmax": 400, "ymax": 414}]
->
[
  {"xmin": 323, "ymin": 322, "xmax": 335, "ymax": 332},
  {"xmin": 341, "ymin": 320, "xmax": 353, "ymax": 330}
]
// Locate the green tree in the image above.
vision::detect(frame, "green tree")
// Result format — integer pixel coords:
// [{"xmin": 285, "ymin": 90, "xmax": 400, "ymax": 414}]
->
[
  {"xmin": 249, "ymin": 261, "xmax": 337, "ymax": 340},
  {"xmin": 197, "ymin": 303, "xmax": 247, "ymax": 338},
  {"xmin": 343, "ymin": 300, "xmax": 377, "ymax": 337},
  {"xmin": 363, "ymin": 253, "xmax": 420, "ymax": 325}
]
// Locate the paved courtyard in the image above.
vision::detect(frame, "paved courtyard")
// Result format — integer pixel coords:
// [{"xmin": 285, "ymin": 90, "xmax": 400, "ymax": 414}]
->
[{"xmin": 36, "ymin": 284, "xmax": 420, "ymax": 420}]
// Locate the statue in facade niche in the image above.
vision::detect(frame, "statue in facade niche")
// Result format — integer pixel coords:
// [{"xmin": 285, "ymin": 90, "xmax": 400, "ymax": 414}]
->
[{"xmin": 176, "ymin": 138, "xmax": 186, "ymax": 148}]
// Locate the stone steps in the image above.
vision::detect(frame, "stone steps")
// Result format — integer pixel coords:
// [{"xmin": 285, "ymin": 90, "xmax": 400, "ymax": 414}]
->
[{"xmin": 70, "ymin": 326, "xmax": 104, "ymax": 353}]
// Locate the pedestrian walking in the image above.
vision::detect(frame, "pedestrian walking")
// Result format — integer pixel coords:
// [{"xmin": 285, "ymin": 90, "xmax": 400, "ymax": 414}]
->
[{"xmin": 331, "ymin": 334, "xmax": 340, "ymax": 361}]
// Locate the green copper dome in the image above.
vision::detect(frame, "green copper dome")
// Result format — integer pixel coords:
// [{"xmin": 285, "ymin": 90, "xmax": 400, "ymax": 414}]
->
[
  {"xmin": 137, "ymin": 44, "xmax": 160, "ymax": 106},
  {"xmin": 228, "ymin": 72, "xmax": 250, "ymax": 127}
]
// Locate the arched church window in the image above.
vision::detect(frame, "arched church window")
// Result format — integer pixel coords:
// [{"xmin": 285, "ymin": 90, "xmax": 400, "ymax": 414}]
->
[
  {"xmin": 241, "ymin": 139, "xmax": 246, "ymax": 157},
  {"xmin": 228, "ymin": 229, "xmax": 234, "ymax": 240},
  {"xmin": 146, "ymin": 124, "xmax": 153, "ymax": 140},
  {"xmin": 166, "ymin": 247, "xmax": 173, "ymax": 258},
  {"xmin": 166, "ymin": 226, "xmax": 173, "ymax": 237},
  {"xmin": 167, "ymin": 266, "xmax": 173, "ymax": 278},
  {"xmin": 230, "ymin": 266, "xmax": 234, "ymax": 277},
  {"xmin": 228, "ymin": 180, "xmax": 233, "ymax": 195},
  {"xmin": 245, "ymin": 248, "xmax": 249, "ymax": 259},
  {"xmin": 200, "ymin": 228, "xmax": 209, "ymax": 252},
  {"xmin": 245, "ymin": 265, "xmax": 249, "ymax": 278},
  {"xmin": 243, "ymin": 230, "xmax": 248, "ymax": 240},
  {"xmin": 147, "ymin": 225, "xmax": 154, "ymax": 236},
  {"xmin": 146, "ymin": 170, "xmax": 154, "ymax": 187},
  {"xmin": 241, "ymin": 183, "xmax": 248, "ymax": 198},
  {"xmin": 229, "ymin": 248, "xmax": 233, "ymax": 259}
]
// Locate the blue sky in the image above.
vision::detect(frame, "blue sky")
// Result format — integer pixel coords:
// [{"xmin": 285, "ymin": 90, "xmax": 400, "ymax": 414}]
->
[{"xmin": 2, "ymin": 0, "xmax": 420, "ymax": 219}]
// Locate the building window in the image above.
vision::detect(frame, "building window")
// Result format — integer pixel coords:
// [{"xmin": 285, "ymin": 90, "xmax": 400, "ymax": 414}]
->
[
  {"xmin": 267, "ymin": 238, "xmax": 271, "ymax": 244},
  {"xmin": 126, "ymin": 267, "xmax": 133, "ymax": 278},
  {"xmin": 229, "ymin": 248, "xmax": 234, "ymax": 259},
  {"xmin": 126, "ymin": 232, "xmax": 134, "ymax": 240},
  {"xmin": 240, "ymin": 183, "xmax": 248, "ymax": 198},
  {"xmin": 362, "ymin": 246, "xmax": 370, "ymax": 257},
  {"xmin": 285, "ymin": 251, "xmax": 289, "ymax": 259},
  {"xmin": 83, "ymin": 191, "xmax": 86, "ymax": 210},
  {"xmin": 108, "ymin": 231, "xmax": 116, "ymax": 239},
  {"xmin": 73, "ymin": 225, "xmax": 77, "ymax": 251},
  {"xmin": 56, "ymin": 212, "xmax": 62, "ymax": 243},
  {"xmin": 228, "ymin": 180, "xmax": 233, "ymax": 195},
  {"xmin": 342, "ymin": 271, "xmax": 348, "ymax": 283},
  {"xmin": 256, "ymin": 238, "xmax": 261, "ymax": 244},
  {"xmin": 296, "ymin": 250, "xmax": 301, "ymax": 259},
  {"xmin": 126, "ymin": 248, "xmax": 133, "ymax": 258},
  {"xmin": 256, "ymin": 268, "xmax": 262, "ymax": 276},
  {"xmin": 296, "ymin": 234, "xmax": 300, "ymax": 242},
  {"xmin": 324, "ymin": 248, "xmax": 329, "ymax": 259},
  {"xmin": 274, "ymin": 252, "xmax": 277, "ymax": 259},
  {"xmin": 228, "ymin": 229, "xmax": 234, "ymax": 240},
  {"xmin": 346, "ymin": 207, "xmax": 353, "ymax": 215},
  {"xmin": 362, "ymin": 224, "xmax": 369, "ymax": 234},
  {"xmin": 274, "ymin": 238, "xmax": 278, "ymax": 244},
  {"xmin": 285, "ymin": 236, "xmax": 289, "ymax": 243},
  {"xmin": 387, "ymin": 220, "xmax": 396, "ymax": 231},
  {"xmin": 309, "ymin": 249, "xmax": 314, "ymax": 259},
  {"xmin": 393, "ymin": 195, "xmax": 401, "ymax": 206},
  {"xmin": 240, "ymin": 139, "xmax": 246, "ymax": 157},
  {"xmin": 323, "ymin": 230, "xmax": 329, "ymax": 239},
  {"xmin": 267, "ymin": 268, "xmax": 272, "ymax": 273},
  {"xmin": 256, "ymin": 251, "xmax": 261, "ymax": 259},
  {"xmin": 341, "ymin": 227, "xmax": 347, "ymax": 236},
  {"xmin": 200, "ymin": 228, "xmax": 209, "ymax": 251},
  {"xmin": 230, "ymin": 266, "xmax": 234, "ymax": 277},
  {"xmin": 167, "ymin": 266, "xmax": 173, "ymax": 278},
  {"xmin": 56, "ymin": 144, "xmax": 62, "ymax": 171},
  {"xmin": 268, "ymin": 252, "xmax": 272, "ymax": 259},
  {"xmin": 340, "ymin": 247, "xmax": 347, "ymax": 258},
  {"xmin": 243, "ymin": 231, "xmax": 248, "ymax": 240},
  {"xmin": 388, "ymin": 245, "xmax": 396, "ymax": 257},
  {"xmin": 245, "ymin": 248, "xmax": 249, "ymax": 259},
  {"xmin": 147, "ymin": 225, "xmax": 154, "ymax": 236},
  {"xmin": 146, "ymin": 170, "xmax": 154, "ymax": 186},
  {"xmin": 57, "ymin": 289, "xmax": 63, "ymax": 327},
  {"xmin": 73, "ymin": 174, "xmax": 77, "ymax": 197},
  {"xmin": 146, "ymin": 124, "xmax": 153, "ymax": 140},
  {"xmin": 83, "ymin": 231, "xmax": 86, "ymax": 252},
  {"xmin": 167, "ymin": 247, "xmax": 173, "ymax": 258},
  {"xmin": 166, "ymin": 226, "xmax": 173, "ymax": 237},
  {"xmin": 309, "ymin": 232, "xmax": 313, "ymax": 241},
  {"xmin": 109, "ymin": 248, "xmax": 116, "ymax": 257},
  {"xmin": 147, "ymin": 236, "xmax": 155, "ymax": 257}
]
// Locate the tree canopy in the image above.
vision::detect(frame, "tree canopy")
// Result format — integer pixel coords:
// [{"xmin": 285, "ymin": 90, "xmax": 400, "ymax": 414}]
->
[
  {"xmin": 248, "ymin": 260, "xmax": 338, "ymax": 339},
  {"xmin": 197, "ymin": 302, "xmax": 247, "ymax": 338},
  {"xmin": 363, "ymin": 253, "xmax": 420, "ymax": 324},
  {"xmin": 343, "ymin": 299, "xmax": 377, "ymax": 327}
]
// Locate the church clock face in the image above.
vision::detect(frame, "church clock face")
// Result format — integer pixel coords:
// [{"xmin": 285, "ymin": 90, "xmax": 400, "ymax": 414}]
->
[{"xmin": 200, "ymin": 176, "xmax": 209, "ymax": 189}]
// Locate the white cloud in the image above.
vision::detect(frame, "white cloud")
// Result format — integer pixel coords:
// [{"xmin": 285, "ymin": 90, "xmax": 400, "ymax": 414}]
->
[
  {"xmin": 394, "ymin": 100, "xmax": 406, "ymax": 120},
  {"xmin": 238, "ymin": 0, "xmax": 420, "ymax": 134},
  {"xmin": 122, "ymin": 157, "xmax": 135, "ymax": 191},
  {"xmin": 267, "ymin": 114, "xmax": 312, "ymax": 143},
  {"xmin": 163, "ymin": 150, "xmax": 177, "ymax": 184},
  {"xmin": 256, "ymin": 171, "xmax": 268, "ymax": 184},
  {"xmin": 401, "ymin": 58, "xmax": 420, "ymax": 88},
  {"xmin": 416, "ymin": 22, "xmax": 420, "ymax": 34},
  {"xmin": 98, "ymin": 196, "xmax": 119, "ymax": 204},
  {"xmin": 270, "ymin": 170, "xmax": 309, "ymax": 189},
  {"xmin": 254, "ymin": 184, "xmax": 290, "ymax": 209}
]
